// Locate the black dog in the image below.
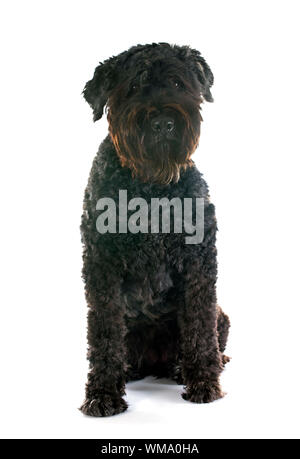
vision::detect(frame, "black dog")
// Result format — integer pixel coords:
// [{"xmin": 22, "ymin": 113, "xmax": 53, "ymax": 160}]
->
[{"xmin": 80, "ymin": 43, "xmax": 230, "ymax": 417}]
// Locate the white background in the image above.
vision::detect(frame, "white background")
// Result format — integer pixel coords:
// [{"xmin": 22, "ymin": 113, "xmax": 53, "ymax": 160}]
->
[{"xmin": 0, "ymin": 0, "xmax": 300, "ymax": 439}]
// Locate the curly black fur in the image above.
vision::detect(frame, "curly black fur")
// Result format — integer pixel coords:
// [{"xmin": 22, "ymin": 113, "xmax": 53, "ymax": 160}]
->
[{"xmin": 80, "ymin": 43, "xmax": 230, "ymax": 417}]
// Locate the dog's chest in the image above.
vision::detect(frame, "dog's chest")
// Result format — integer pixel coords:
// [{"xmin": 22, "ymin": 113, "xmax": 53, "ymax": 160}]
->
[{"xmin": 122, "ymin": 262, "xmax": 175, "ymax": 323}]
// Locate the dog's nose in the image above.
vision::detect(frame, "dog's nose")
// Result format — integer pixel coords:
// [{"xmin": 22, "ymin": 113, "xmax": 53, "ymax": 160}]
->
[{"xmin": 151, "ymin": 116, "xmax": 175, "ymax": 134}]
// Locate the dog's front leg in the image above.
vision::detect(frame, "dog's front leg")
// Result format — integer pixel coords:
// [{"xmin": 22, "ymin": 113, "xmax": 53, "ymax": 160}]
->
[
  {"xmin": 179, "ymin": 254, "xmax": 224, "ymax": 404},
  {"xmin": 80, "ymin": 262, "xmax": 127, "ymax": 417}
]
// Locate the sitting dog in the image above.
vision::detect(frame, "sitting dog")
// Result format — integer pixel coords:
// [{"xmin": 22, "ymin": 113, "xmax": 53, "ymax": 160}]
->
[{"xmin": 80, "ymin": 43, "xmax": 230, "ymax": 417}]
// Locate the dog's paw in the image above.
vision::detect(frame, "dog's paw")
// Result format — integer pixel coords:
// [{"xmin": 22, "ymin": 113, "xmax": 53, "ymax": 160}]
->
[
  {"xmin": 182, "ymin": 380, "xmax": 224, "ymax": 404},
  {"xmin": 171, "ymin": 364, "xmax": 184, "ymax": 385},
  {"xmin": 222, "ymin": 354, "xmax": 231, "ymax": 365},
  {"xmin": 80, "ymin": 394, "xmax": 128, "ymax": 417}
]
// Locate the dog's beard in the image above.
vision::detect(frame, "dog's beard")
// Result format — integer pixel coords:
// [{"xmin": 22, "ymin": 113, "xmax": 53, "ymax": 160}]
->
[
  {"xmin": 109, "ymin": 106, "xmax": 200, "ymax": 185},
  {"xmin": 111, "ymin": 132, "xmax": 195, "ymax": 185},
  {"xmin": 139, "ymin": 140, "xmax": 187, "ymax": 185}
]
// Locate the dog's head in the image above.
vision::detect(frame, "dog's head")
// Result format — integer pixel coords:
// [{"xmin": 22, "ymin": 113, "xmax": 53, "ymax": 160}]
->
[{"xmin": 83, "ymin": 43, "xmax": 214, "ymax": 185}]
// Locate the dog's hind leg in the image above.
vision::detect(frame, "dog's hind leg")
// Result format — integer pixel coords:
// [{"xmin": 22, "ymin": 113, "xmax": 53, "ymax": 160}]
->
[
  {"xmin": 171, "ymin": 307, "xmax": 231, "ymax": 383},
  {"xmin": 217, "ymin": 306, "xmax": 231, "ymax": 364},
  {"xmin": 125, "ymin": 319, "xmax": 180, "ymax": 382},
  {"xmin": 125, "ymin": 325, "xmax": 152, "ymax": 382}
]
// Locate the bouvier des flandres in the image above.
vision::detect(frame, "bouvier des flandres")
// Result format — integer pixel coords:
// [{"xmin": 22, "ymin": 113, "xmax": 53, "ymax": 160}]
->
[{"xmin": 80, "ymin": 43, "xmax": 230, "ymax": 417}]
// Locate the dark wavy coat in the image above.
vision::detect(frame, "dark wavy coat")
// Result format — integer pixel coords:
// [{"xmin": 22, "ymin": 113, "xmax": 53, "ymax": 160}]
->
[{"xmin": 80, "ymin": 133, "xmax": 230, "ymax": 416}]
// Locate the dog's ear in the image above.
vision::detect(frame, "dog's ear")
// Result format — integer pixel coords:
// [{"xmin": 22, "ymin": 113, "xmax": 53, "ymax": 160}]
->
[
  {"xmin": 177, "ymin": 46, "xmax": 214, "ymax": 102},
  {"xmin": 83, "ymin": 57, "xmax": 118, "ymax": 121},
  {"xmin": 193, "ymin": 53, "xmax": 214, "ymax": 102}
]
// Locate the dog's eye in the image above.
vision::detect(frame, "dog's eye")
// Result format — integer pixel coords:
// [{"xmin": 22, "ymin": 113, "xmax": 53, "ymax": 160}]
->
[
  {"xmin": 129, "ymin": 84, "xmax": 138, "ymax": 95},
  {"xmin": 173, "ymin": 79, "xmax": 183, "ymax": 89}
]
